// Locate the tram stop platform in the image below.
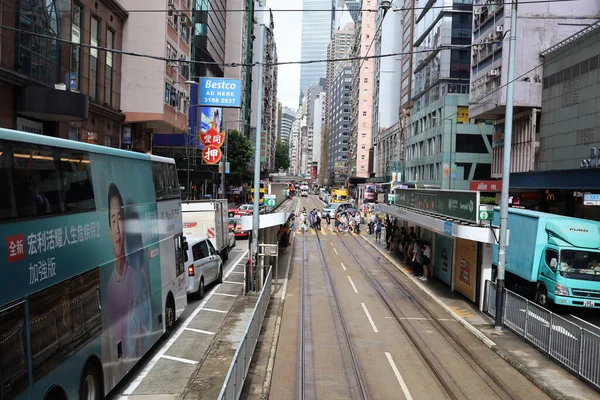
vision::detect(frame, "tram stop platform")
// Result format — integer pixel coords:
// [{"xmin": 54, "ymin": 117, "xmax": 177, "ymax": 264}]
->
[{"xmin": 358, "ymin": 231, "xmax": 598, "ymax": 400}]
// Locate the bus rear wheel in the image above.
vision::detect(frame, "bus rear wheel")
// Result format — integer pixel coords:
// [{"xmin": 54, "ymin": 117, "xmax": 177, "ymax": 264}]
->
[{"xmin": 79, "ymin": 362, "xmax": 103, "ymax": 400}]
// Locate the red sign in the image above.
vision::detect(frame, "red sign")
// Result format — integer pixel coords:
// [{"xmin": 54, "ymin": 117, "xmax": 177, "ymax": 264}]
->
[
  {"xmin": 5, "ymin": 234, "xmax": 26, "ymax": 263},
  {"xmin": 200, "ymin": 127, "xmax": 225, "ymax": 148},
  {"xmin": 469, "ymin": 180, "xmax": 502, "ymax": 192},
  {"xmin": 183, "ymin": 222, "xmax": 197, "ymax": 228},
  {"xmin": 202, "ymin": 145, "xmax": 222, "ymax": 164},
  {"xmin": 207, "ymin": 227, "xmax": 215, "ymax": 238}
]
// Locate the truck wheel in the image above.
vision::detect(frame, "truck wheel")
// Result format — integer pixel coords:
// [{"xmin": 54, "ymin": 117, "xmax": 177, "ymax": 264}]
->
[
  {"xmin": 536, "ymin": 286, "xmax": 550, "ymax": 308},
  {"xmin": 216, "ymin": 265, "xmax": 223, "ymax": 284}
]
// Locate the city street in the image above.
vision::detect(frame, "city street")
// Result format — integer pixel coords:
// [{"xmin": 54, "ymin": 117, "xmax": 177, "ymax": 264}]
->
[
  {"xmin": 269, "ymin": 195, "xmax": 552, "ymax": 400},
  {"xmin": 108, "ymin": 243, "xmax": 249, "ymax": 399}
]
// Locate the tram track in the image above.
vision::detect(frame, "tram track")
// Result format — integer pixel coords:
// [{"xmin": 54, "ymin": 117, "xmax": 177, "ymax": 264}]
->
[{"xmin": 336, "ymin": 230, "xmax": 520, "ymax": 400}]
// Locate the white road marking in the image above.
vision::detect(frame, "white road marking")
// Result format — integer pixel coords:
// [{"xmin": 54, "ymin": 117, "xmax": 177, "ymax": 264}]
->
[
  {"xmin": 341, "ymin": 262, "xmax": 347, "ymax": 271},
  {"xmin": 202, "ymin": 308, "xmax": 228, "ymax": 314},
  {"xmin": 161, "ymin": 355, "xmax": 198, "ymax": 365},
  {"xmin": 229, "ymin": 271, "xmax": 244, "ymax": 274},
  {"xmin": 222, "ymin": 281, "xmax": 244, "ymax": 285},
  {"xmin": 333, "ymin": 247, "xmax": 339, "ymax": 255},
  {"xmin": 330, "ymin": 241, "xmax": 333, "ymax": 246},
  {"xmin": 347, "ymin": 276, "xmax": 359, "ymax": 294},
  {"xmin": 184, "ymin": 327, "xmax": 216, "ymax": 335},
  {"xmin": 119, "ymin": 250, "xmax": 248, "ymax": 397},
  {"xmin": 361, "ymin": 303, "xmax": 379, "ymax": 333},
  {"xmin": 213, "ymin": 292, "xmax": 238, "ymax": 297},
  {"xmin": 400, "ymin": 317, "xmax": 429, "ymax": 320},
  {"xmin": 385, "ymin": 352, "xmax": 413, "ymax": 400}
]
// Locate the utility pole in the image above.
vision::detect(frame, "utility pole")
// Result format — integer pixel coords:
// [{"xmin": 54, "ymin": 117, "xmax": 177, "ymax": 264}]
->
[
  {"xmin": 187, "ymin": 81, "xmax": 199, "ymax": 200},
  {"xmin": 252, "ymin": 24, "xmax": 265, "ymax": 284},
  {"xmin": 244, "ymin": 0, "xmax": 255, "ymax": 138},
  {"xmin": 495, "ymin": 0, "xmax": 518, "ymax": 330}
]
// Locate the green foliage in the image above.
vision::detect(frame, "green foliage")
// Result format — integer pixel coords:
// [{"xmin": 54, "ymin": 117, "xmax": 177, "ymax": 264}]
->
[
  {"xmin": 227, "ymin": 130, "xmax": 254, "ymax": 185},
  {"xmin": 480, "ymin": 196, "xmax": 497, "ymax": 205},
  {"xmin": 275, "ymin": 140, "xmax": 290, "ymax": 171}
]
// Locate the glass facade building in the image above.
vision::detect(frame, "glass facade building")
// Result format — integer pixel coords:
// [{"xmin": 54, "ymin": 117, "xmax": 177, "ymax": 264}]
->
[
  {"xmin": 328, "ymin": 64, "xmax": 352, "ymax": 184},
  {"xmin": 299, "ymin": 0, "xmax": 337, "ymax": 103}
]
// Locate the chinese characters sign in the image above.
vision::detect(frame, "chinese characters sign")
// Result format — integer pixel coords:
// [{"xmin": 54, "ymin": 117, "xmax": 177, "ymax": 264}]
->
[
  {"xmin": 200, "ymin": 127, "xmax": 225, "ymax": 148},
  {"xmin": 202, "ymin": 145, "xmax": 222, "ymax": 165}
]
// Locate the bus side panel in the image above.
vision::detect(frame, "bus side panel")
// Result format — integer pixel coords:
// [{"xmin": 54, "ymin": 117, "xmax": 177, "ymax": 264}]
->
[{"xmin": 158, "ymin": 199, "xmax": 187, "ymax": 322}]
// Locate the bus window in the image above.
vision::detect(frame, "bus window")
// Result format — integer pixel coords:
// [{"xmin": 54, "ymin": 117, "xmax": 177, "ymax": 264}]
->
[
  {"xmin": 152, "ymin": 162, "xmax": 181, "ymax": 201},
  {"xmin": 0, "ymin": 140, "xmax": 96, "ymax": 222},
  {"xmin": 0, "ymin": 301, "xmax": 29, "ymax": 398},
  {"xmin": 175, "ymin": 235, "xmax": 186, "ymax": 276}
]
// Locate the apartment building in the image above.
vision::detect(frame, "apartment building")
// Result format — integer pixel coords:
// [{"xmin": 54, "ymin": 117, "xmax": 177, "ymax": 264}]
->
[
  {"xmin": 0, "ymin": 0, "xmax": 127, "ymax": 145},
  {"xmin": 120, "ymin": 0, "xmax": 192, "ymax": 152},
  {"xmin": 469, "ymin": 0, "xmax": 600, "ymax": 178},
  {"xmin": 328, "ymin": 62, "xmax": 353, "ymax": 185},
  {"xmin": 279, "ymin": 107, "xmax": 296, "ymax": 143},
  {"xmin": 348, "ymin": 4, "xmax": 376, "ymax": 179}
]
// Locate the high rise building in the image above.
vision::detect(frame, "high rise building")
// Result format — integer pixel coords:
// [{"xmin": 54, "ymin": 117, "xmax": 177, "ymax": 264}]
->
[
  {"xmin": 0, "ymin": 0, "xmax": 127, "ymax": 146},
  {"xmin": 372, "ymin": 8, "xmax": 402, "ymax": 178},
  {"xmin": 192, "ymin": 0, "xmax": 227, "ymax": 79},
  {"xmin": 348, "ymin": 5, "xmax": 376, "ymax": 179},
  {"xmin": 469, "ymin": 0, "xmax": 600, "ymax": 179},
  {"xmin": 299, "ymin": 0, "xmax": 337, "ymax": 103},
  {"xmin": 406, "ymin": 0, "xmax": 493, "ymax": 189},
  {"xmin": 121, "ymin": 0, "xmax": 193, "ymax": 152},
  {"xmin": 223, "ymin": 0, "xmax": 251, "ymax": 133},
  {"xmin": 279, "ymin": 107, "xmax": 296, "ymax": 143},
  {"xmin": 328, "ymin": 62, "xmax": 353, "ymax": 185}
]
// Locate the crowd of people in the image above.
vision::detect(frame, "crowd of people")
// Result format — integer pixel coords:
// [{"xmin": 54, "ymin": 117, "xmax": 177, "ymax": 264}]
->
[{"xmin": 383, "ymin": 224, "xmax": 432, "ymax": 281}]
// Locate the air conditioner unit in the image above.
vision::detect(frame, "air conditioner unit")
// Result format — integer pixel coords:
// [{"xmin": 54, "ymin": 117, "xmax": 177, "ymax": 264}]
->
[
  {"xmin": 490, "ymin": 69, "xmax": 499, "ymax": 76},
  {"xmin": 488, "ymin": 33, "xmax": 495, "ymax": 41},
  {"xmin": 496, "ymin": 26, "xmax": 503, "ymax": 33},
  {"xmin": 473, "ymin": 45, "xmax": 479, "ymax": 51}
]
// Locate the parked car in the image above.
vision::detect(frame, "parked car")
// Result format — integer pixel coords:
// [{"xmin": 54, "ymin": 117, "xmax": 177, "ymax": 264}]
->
[
  {"xmin": 185, "ymin": 236, "xmax": 224, "ymax": 298},
  {"xmin": 229, "ymin": 204, "xmax": 254, "ymax": 217}
]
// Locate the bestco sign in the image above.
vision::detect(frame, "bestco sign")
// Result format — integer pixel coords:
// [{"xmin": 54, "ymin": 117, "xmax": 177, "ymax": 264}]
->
[{"xmin": 199, "ymin": 78, "xmax": 242, "ymax": 108}]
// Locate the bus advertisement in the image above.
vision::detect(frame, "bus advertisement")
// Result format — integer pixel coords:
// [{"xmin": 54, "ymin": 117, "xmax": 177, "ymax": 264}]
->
[{"xmin": 0, "ymin": 129, "xmax": 187, "ymax": 400}]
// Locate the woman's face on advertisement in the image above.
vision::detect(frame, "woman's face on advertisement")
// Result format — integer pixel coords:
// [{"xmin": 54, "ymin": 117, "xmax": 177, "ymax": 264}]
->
[{"xmin": 109, "ymin": 197, "xmax": 125, "ymax": 257}]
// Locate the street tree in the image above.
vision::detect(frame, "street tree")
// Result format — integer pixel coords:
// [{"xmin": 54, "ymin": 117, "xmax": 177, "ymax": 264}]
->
[
  {"xmin": 226, "ymin": 130, "xmax": 254, "ymax": 186},
  {"xmin": 275, "ymin": 140, "xmax": 290, "ymax": 171}
]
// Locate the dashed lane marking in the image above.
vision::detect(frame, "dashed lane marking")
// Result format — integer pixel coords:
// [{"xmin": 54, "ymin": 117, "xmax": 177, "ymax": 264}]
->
[
  {"xmin": 362, "ymin": 303, "xmax": 379, "ymax": 333},
  {"xmin": 213, "ymin": 292, "xmax": 238, "ymax": 297},
  {"xmin": 161, "ymin": 355, "xmax": 198, "ymax": 365},
  {"xmin": 385, "ymin": 352, "xmax": 413, "ymax": 400},
  {"xmin": 184, "ymin": 327, "xmax": 216, "ymax": 335},
  {"xmin": 202, "ymin": 308, "xmax": 228, "ymax": 314},
  {"xmin": 347, "ymin": 276, "xmax": 359, "ymax": 294},
  {"xmin": 333, "ymin": 247, "xmax": 339, "ymax": 255},
  {"xmin": 341, "ymin": 262, "xmax": 347, "ymax": 271}
]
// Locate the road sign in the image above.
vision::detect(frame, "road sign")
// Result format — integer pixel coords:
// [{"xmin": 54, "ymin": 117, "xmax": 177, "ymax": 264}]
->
[
  {"xmin": 583, "ymin": 193, "xmax": 600, "ymax": 206},
  {"xmin": 202, "ymin": 145, "xmax": 222, "ymax": 165},
  {"xmin": 199, "ymin": 78, "xmax": 242, "ymax": 108},
  {"xmin": 478, "ymin": 205, "xmax": 494, "ymax": 221},
  {"xmin": 264, "ymin": 194, "xmax": 276, "ymax": 208}
]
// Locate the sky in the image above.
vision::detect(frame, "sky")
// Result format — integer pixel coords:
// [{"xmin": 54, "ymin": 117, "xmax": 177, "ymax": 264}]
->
[{"xmin": 267, "ymin": 0, "xmax": 303, "ymax": 110}]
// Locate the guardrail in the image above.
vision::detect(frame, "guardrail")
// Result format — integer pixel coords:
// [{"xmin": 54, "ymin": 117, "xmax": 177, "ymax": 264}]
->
[
  {"xmin": 484, "ymin": 281, "xmax": 600, "ymax": 390},
  {"xmin": 218, "ymin": 266, "xmax": 273, "ymax": 399}
]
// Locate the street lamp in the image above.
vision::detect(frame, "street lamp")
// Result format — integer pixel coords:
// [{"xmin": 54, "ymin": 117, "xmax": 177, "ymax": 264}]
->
[{"xmin": 379, "ymin": 0, "xmax": 392, "ymax": 11}]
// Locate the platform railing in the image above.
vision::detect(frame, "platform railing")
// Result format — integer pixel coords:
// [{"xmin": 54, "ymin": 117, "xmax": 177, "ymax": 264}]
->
[
  {"xmin": 484, "ymin": 280, "xmax": 600, "ymax": 390},
  {"xmin": 218, "ymin": 266, "xmax": 272, "ymax": 400}
]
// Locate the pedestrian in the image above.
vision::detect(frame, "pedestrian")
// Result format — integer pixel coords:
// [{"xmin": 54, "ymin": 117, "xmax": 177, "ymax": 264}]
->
[
  {"xmin": 413, "ymin": 240, "xmax": 424, "ymax": 278},
  {"xmin": 316, "ymin": 210, "xmax": 322, "ymax": 230},
  {"xmin": 421, "ymin": 241, "xmax": 431, "ymax": 281},
  {"xmin": 375, "ymin": 219, "xmax": 383, "ymax": 243}
]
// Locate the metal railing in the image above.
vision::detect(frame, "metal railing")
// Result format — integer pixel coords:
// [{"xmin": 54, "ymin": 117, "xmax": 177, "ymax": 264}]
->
[
  {"xmin": 484, "ymin": 281, "xmax": 600, "ymax": 390},
  {"xmin": 218, "ymin": 266, "xmax": 273, "ymax": 399}
]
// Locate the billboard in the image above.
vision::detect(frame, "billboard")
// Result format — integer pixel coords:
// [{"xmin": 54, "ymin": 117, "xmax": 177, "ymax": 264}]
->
[
  {"xmin": 393, "ymin": 188, "xmax": 480, "ymax": 224},
  {"xmin": 453, "ymin": 238, "xmax": 478, "ymax": 302}
]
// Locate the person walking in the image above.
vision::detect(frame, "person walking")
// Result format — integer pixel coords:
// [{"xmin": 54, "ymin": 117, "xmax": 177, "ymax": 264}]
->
[
  {"xmin": 375, "ymin": 219, "xmax": 383, "ymax": 243},
  {"xmin": 421, "ymin": 241, "xmax": 431, "ymax": 281}
]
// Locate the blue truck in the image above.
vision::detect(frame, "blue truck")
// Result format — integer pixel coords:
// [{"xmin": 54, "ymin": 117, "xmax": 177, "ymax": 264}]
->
[{"xmin": 492, "ymin": 207, "xmax": 600, "ymax": 309}]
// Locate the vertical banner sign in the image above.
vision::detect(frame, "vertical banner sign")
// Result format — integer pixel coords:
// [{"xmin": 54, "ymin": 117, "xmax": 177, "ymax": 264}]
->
[
  {"xmin": 260, "ymin": 131, "xmax": 267, "ymax": 163},
  {"xmin": 457, "ymin": 106, "xmax": 469, "ymax": 124},
  {"xmin": 188, "ymin": 83, "xmax": 199, "ymax": 148},
  {"xmin": 434, "ymin": 234, "xmax": 453, "ymax": 285},
  {"xmin": 453, "ymin": 238, "xmax": 478, "ymax": 302}
]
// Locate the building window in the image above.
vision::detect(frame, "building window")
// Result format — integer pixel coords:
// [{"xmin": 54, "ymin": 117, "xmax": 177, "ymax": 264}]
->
[
  {"xmin": 361, "ymin": 155, "xmax": 366, "ymax": 160},
  {"xmin": 361, "ymin": 144, "xmax": 366, "ymax": 149},
  {"xmin": 364, "ymin": 78, "xmax": 368, "ymax": 83},
  {"xmin": 166, "ymin": 42, "xmax": 177, "ymax": 59},
  {"xmin": 71, "ymin": 4, "xmax": 82, "ymax": 91},
  {"xmin": 362, "ymin": 111, "xmax": 367, "ymax": 116},
  {"xmin": 90, "ymin": 16, "xmax": 100, "ymax": 100},
  {"xmin": 105, "ymin": 30, "xmax": 114, "ymax": 107},
  {"xmin": 361, "ymin": 132, "xmax": 366, "ymax": 138},
  {"xmin": 18, "ymin": 0, "xmax": 59, "ymax": 87},
  {"xmin": 165, "ymin": 83, "xmax": 178, "ymax": 108},
  {"xmin": 180, "ymin": 15, "xmax": 190, "ymax": 43}
]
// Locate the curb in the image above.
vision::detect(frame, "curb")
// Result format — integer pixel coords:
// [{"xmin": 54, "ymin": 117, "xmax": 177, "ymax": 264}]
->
[
  {"xmin": 361, "ymin": 235, "xmax": 567, "ymax": 400},
  {"xmin": 259, "ymin": 200, "xmax": 298, "ymax": 399}
]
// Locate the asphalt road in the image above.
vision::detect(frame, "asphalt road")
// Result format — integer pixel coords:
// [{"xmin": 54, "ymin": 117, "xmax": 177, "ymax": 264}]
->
[
  {"xmin": 269, "ymin": 195, "xmax": 550, "ymax": 400},
  {"xmin": 108, "ymin": 241, "xmax": 248, "ymax": 399}
]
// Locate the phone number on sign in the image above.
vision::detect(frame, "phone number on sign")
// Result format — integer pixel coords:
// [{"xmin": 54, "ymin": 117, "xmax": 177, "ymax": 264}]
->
[{"xmin": 202, "ymin": 97, "xmax": 238, "ymax": 105}]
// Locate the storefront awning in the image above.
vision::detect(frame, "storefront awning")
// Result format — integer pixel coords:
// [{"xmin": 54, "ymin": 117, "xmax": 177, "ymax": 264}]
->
[
  {"xmin": 376, "ymin": 203, "xmax": 505, "ymax": 245},
  {"xmin": 510, "ymin": 169, "xmax": 600, "ymax": 190},
  {"xmin": 17, "ymin": 85, "xmax": 88, "ymax": 121}
]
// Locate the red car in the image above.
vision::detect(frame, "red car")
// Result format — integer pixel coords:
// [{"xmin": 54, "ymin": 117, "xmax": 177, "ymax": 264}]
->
[
  {"xmin": 229, "ymin": 218, "xmax": 249, "ymax": 238},
  {"xmin": 228, "ymin": 204, "xmax": 254, "ymax": 217}
]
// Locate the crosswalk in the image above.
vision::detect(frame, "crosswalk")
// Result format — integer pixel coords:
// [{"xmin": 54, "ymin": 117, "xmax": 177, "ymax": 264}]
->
[{"xmin": 295, "ymin": 224, "xmax": 362, "ymax": 236}]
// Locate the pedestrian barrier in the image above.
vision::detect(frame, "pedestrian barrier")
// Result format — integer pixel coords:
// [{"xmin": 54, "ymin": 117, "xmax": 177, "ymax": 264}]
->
[
  {"xmin": 484, "ymin": 281, "xmax": 600, "ymax": 390},
  {"xmin": 218, "ymin": 266, "xmax": 273, "ymax": 399}
]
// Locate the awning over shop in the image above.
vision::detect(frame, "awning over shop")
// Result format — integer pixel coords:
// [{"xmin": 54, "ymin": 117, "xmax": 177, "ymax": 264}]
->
[
  {"xmin": 376, "ymin": 203, "xmax": 505, "ymax": 245},
  {"xmin": 510, "ymin": 169, "xmax": 600, "ymax": 190}
]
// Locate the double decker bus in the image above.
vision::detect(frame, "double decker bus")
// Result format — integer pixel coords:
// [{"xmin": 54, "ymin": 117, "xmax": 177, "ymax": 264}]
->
[
  {"xmin": 363, "ymin": 184, "xmax": 377, "ymax": 203},
  {"xmin": 250, "ymin": 181, "xmax": 266, "ymax": 204},
  {"xmin": 0, "ymin": 128, "xmax": 187, "ymax": 399}
]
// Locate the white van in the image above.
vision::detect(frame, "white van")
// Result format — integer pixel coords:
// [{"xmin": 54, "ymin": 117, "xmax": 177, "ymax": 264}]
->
[{"xmin": 185, "ymin": 236, "xmax": 223, "ymax": 298}]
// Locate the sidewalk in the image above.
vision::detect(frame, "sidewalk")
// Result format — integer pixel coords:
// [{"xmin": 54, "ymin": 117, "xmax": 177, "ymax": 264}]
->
[{"xmin": 361, "ymin": 232, "xmax": 599, "ymax": 400}]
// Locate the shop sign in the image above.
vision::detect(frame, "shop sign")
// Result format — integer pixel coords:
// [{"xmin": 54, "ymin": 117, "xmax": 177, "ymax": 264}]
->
[
  {"xmin": 121, "ymin": 126, "xmax": 132, "ymax": 144},
  {"xmin": 469, "ymin": 180, "xmax": 502, "ymax": 192},
  {"xmin": 492, "ymin": 123, "xmax": 504, "ymax": 147},
  {"xmin": 202, "ymin": 145, "xmax": 222, "ymax": 165},
  {"xmin": 457, "ymin": 106, "xmax": 469, "ymax": 124},
  {"xmin": 81, "ymin": 131, "xmax": 98, "ymax": 144},
  {"xmin": 453, "ymin": 238, "xmax": 478, "ymax": 302},
  {"xmin": 583, "ymin": 194, "xmax": 600, "ymax": 206},
  {"xmin": 393, "ymin": 188, "xmax": 479, "ymax": 224},
  {"xmin": 17, "ymin": 117, "xmax": 43, "ymax": 135}
]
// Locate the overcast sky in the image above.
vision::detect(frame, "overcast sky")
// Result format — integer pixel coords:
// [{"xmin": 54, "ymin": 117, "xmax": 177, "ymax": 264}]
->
[{"xmin": 267, "ymin": 0, "xmax": 302, "ymax": 110}]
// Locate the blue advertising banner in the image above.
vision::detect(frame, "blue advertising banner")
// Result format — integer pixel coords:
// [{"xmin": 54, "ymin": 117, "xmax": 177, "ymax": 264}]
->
[
  {"xmin": 199, "ymin": 78, "xmax": 242, "ymax": 108},
  {"xmin": 434, "ymin": 234, "xmax": 453, "ymax": 286}
]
